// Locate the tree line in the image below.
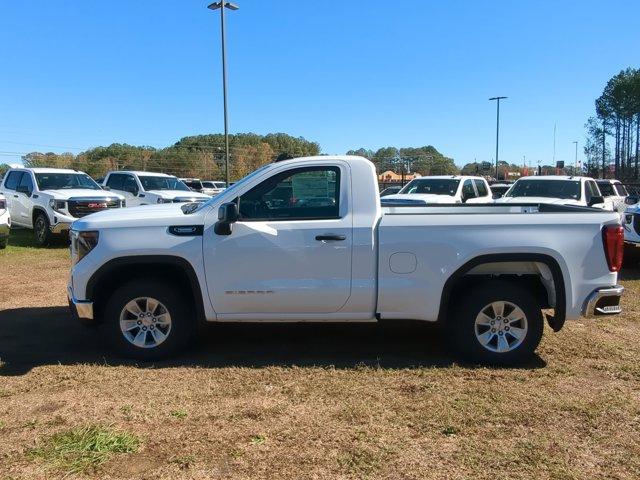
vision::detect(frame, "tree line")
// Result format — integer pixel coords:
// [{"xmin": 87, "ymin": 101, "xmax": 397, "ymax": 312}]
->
[
  {"xmin": 1, "ymin": 137, "xmax": 459, "ymax": 181},
  {"xmin": 345, "ymin": 146, "xmax": 458, "ymax": 176},
  {"xmin": 1, "ymin": 133, "xmax": 321, "ymax": 181},
  {"xmin": 585, "ymin": 67, "xmax": 640, "ymax": 179}
]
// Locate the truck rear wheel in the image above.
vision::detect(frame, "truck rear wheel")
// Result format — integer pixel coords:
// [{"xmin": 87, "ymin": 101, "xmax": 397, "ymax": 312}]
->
[
  {"xmin": 102, "ymin": 279, "xmax": 195, "ymax": 360},
  {"xmin": 450, "ymin": 281, "xmax": 543, "ymax": 366}
]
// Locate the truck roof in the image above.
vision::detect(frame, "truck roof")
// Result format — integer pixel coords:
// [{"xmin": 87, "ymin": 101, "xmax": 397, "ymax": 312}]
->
[
  {"xmin": 110, "ymin": 171, "xmax": 175, "ymax": 177},
  {"xmin": 517, "ymin": 175, "xmax": 593, "ymax": 181},
  {"xmin": 11, "ymin": 167, "xmax": 81, "ymax": 174}
]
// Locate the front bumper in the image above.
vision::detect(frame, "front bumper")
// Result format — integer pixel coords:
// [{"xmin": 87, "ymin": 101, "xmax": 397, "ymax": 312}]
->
[
  {"xmin": 67, "ymin": 282, "xmax": 94, "ymax": 321},
  {"xmin": 583, "ymin": 285, "xmax": 624, "ymax": 318}
]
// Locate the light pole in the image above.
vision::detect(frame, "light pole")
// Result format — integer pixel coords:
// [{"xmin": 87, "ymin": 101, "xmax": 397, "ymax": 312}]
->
[
  {"xmin": 573, "ymin": 140, "xmax": 578, "ymax": 173},
  {"xmin": 208, "ymin": 1, "xmax": 239, "ymax": 187},
  {"xmin": 489, "ymin": 96, "xmax": 507, "ymax": 180}
]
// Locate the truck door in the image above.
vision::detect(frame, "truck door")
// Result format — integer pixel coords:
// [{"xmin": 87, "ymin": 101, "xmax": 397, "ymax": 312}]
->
[
  {"xmin": 14, "ymin": 172, "xmax": 35, "ymax": 226},
  {"xmin": 204, "ymin": 165, "xmax": 353, "ymax": 315}
]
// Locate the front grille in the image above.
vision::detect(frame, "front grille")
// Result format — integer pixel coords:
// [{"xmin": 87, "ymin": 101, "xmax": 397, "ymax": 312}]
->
[
  {"xmin": 634, "ymin": 214, "xmax": 640, "ymax": 235},
  {"xmin": 68, "ymin": 199, "xmax": 121, "ymax": 218}
]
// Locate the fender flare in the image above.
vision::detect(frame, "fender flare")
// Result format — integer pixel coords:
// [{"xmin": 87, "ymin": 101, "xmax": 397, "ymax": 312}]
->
[
  {"xmin": 86, "ymin": 255, "xmax": 206, "ymax": 322},
  {"xmin": 437, "ymin": 253, "xmax": 566, "ymax": 331}
]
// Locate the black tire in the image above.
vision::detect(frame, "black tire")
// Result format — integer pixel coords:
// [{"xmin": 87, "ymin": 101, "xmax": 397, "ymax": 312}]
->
[
  {"xmin": 0, "ymin": 238, "xmax": 6, "ymax": 249},
  {"xmin": 449, "ymin": 280, "xmax": 544, "ymax": 366},
  {"xmin": 33, "ymin": 212, "xmax": 52, "ymax": 247},
  {"xmin": 101, "ymin": 279, "xmax": 195, "ymax": 360}
]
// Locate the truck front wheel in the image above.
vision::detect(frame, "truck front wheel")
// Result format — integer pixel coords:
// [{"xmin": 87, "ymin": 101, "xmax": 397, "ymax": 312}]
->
[
  {"xmin": 102, "ymin": 279, "xmax": 195, "ymax": 360},
  {"xmin": 450, "ymin": 281, "xmax": 544, "ymax": 366},
  {"xmin": 34, "ymin": 212, "xmax": 52, "ymax": 247}
]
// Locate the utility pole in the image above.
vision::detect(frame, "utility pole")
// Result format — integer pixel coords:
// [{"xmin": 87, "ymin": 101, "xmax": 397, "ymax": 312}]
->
[
  {"xmin": 573, "ymin": 141, "xmax": 578, "ymax": 174},
  {"xmin": 489, "ymin": 96, "xmax": 507, "ymax": 180},
  {"xmin": 208, "ymin": 1, "xmax": 239, "ymax": 187}
]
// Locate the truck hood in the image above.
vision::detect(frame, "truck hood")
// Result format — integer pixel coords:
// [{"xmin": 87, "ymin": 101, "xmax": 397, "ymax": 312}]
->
[
  {"xmin": 381, "ymin": 193, "xmax": 457, "ymax": 204},
  {"xmin": 41, "ymin": 189, "xmax": 124, "ymax": 200},
  {"xmin": 72, "ymin": 203, "xmax": 207, "ymax": 230},
  {"xmin": 147, "ymin": 190, "xmax": 210, "ymax": 200}
]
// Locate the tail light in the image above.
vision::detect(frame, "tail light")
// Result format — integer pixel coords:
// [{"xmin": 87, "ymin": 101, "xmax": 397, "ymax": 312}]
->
[{"xmin": 602, "ymin": 225, "xmax": 624, "ymax": 272}]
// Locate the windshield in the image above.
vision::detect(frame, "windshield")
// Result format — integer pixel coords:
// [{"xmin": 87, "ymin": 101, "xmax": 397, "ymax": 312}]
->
[
  {"xmin": 506, "ymin": 179, "xmax": 581, "ymax": 200},
  {"xmin": 35, "ymin": 173, "xmax": 101, "ymax": 191},
  {"xmin": 399, "ymin": 178, "xmax": 460, "ymax": 195},
  {"xmin": 188, "ymin": 164, "xmax": 272, "ymax": 214},
  {"xmin": 139, "ymin": 176, "xmax": 190, "ymax": 192},
  {"xmin": 183, "ymin": 180, "xmax": 203, "ymax": 190},
  {"xmin": 597, "ymin": 182, "xmax": 615, "ymax": 196}
]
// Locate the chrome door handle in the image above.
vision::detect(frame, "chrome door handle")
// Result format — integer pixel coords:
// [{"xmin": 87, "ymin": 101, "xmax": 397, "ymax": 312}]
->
[{"xmin": 315, "ymin": 234, "xmax": 346, "ymax": 241}]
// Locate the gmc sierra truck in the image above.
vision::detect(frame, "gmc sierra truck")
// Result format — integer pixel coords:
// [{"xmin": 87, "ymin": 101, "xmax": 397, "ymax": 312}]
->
[{"xmin": 67, "ymin": 156, "xmax": 625, "ymax": 365}]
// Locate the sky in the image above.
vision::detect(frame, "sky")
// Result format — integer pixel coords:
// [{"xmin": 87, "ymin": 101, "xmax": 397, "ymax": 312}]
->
[{"xmin": 1, "ymin": 0, "xmax": 639, "ymax": 168}]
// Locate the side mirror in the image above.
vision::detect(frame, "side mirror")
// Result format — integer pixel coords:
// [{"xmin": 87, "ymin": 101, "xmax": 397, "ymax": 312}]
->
[
  {"xmin": 214, "ymin": 202, "xmax": 238, "ymax": 235},
  {"xmin": 588, "ymin": 195, "xmax": 605, "ymax": 207},
  {"xmin": 16, "ymin": 185, "xmax": 32, "ymax": 196},
  {"xmin": 102, "ymin": 186, "xmax": 111, "ymax": 191}
]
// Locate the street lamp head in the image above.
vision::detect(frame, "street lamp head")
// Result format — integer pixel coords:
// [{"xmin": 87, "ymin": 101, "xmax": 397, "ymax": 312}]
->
[
  {"xmin": 489, "ymin": 96, "xmax": 508, "ymax": 101},
  {"xmin": 207, "ymin": 1, "xmax": 239, "ymax": 10}
]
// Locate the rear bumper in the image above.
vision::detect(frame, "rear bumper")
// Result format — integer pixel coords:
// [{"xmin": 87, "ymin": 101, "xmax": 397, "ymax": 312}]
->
[
  {"xmin": 67, "ymin": 283, "xmax": 94, "ymax": 322},
  {"xmin": 582, "ymin": 285, "xmax": 624, "ymax": 318}
]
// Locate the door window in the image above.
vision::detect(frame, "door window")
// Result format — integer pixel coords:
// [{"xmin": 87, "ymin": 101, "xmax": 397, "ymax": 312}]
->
[
  {"xmin": 106, "ymin": 173, "xmax": 125, "ymax": 190},
  {"xmin": 461, "ymin": 180, "xmax": 476, "ymax": 200},
  {"xmin": 3, "ymin": 171, "xmax": 23, "ymax": 190},
  {"xmin": 122, "ymin": 176, "xmax": 139, "ymax": 195},
  {"xmin": 585, "ymin": 181, "xmax": 600, "ymax": 202},
  {"xmin": 474, "ymin": 179, "xmax": 489, "ymax": 197},
  {"xmin": 18, "ymin": 172, "xmax": 34, "ymax": 194},
  {"xmin": 614, "ymin": 184, "xmax": 628, "ymax": 196},
  {"xmin": 238, "ymin": 167, "xmax": 340, "ymax": 221}
]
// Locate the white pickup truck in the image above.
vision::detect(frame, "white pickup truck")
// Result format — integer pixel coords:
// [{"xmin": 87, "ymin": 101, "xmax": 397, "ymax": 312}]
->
[
  {"xmin": 67, "ymin": 156, "xmax": 625, "ymax": 365},
  {"xmin": 0, "ymin": 167, "xmax": 125, "ymax": 246}
]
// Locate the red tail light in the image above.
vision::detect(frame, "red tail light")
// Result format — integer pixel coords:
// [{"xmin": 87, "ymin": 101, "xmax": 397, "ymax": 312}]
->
[{"xmin": 602, "ymin": 225, "xmax": 624, "ymax": 272}]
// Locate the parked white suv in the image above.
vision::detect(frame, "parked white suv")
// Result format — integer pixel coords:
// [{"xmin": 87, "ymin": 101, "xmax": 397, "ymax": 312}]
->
[
  {"xmin": 103, "ymin": 171, "xmax": 211, "ymax": 206},
  {"xmin": 496, "ymin": 176, "xmax": 612, "ymax": 209},
  {"xmin": 0, "ymin": 168, "xmax": 125, "ymax": 246},
  {"xmin": 596, "ymin": 179, "xmax": 628, "ymax": 214},
  {"xmin": 201, "ymin": 180, "xmax": 226, "ymax": 196},
  {"xmin": 381, "ymin": 175, "xmax": 492, "ymax": 205},
  {"xmin": 0, "ymin": 193, "xmax": 9, "ymax": 249}
]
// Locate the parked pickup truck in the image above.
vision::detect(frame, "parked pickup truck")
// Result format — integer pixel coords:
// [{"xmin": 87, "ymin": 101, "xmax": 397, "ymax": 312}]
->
[
  {"xmin": 0, "ymin": 167, "xmax": 125, "ymax": 246},
  {"xmin": 67, "ymin": 156, "xmax": 625, "ymax": 365}
]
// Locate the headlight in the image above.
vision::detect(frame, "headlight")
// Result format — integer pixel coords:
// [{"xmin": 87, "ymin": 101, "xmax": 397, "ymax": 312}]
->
[
  {"xmin": 75, "ymin": 231, "xmax": 99, "ymax": 263},
  {"xmin": 49, "ymin": 199, "xmax": 67, "ymax": 212}
]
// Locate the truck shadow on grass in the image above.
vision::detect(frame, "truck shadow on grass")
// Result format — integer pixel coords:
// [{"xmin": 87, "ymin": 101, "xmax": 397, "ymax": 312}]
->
[{"xmin": 0, "ymin": 306, "xmax": 546, "ymax": 376}]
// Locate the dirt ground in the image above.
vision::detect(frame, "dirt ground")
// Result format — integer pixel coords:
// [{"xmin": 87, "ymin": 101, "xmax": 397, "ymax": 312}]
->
[{"xmin": 1, "ymin": 230, "xmax": 639, "ymax": 479}]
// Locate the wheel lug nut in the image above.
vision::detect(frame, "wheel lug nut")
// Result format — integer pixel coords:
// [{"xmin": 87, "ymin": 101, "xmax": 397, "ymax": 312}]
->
[
  {"xmin": 498, "ymin": 331, "xmax": 503, "ymax": 336},
  {"xmin": 142, "ymin": 326, "xmax": 147, "ymax": 331},
  {"xmin": 137, "ymin": 320, "xmax": 142, "ymax": 325},
  {"xmin": 491, "ymin": 328, "xmax": 496, "ymax": 333},
  {"xmin": 490, "ymin": 321, "xmax": 495, "ymax": 325},
  {"xmin": 505, "ymin": 326, "xmax": 510, "ymax": 331}
]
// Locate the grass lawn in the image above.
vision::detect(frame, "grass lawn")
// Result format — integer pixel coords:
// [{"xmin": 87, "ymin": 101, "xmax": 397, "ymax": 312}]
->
[{"xmin": 0, "ymin": 228, "xmax": 639, "ymax": 479}]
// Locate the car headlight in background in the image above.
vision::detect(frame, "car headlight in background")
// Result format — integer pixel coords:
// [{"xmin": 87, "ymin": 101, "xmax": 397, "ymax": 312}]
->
[
  {"xmin": 49, "ymin": 199, "xmax": 67, "ymax": 212},
  {"xmin": 74, "ymin": 230, "xmax": 99, "ymax": 263}
]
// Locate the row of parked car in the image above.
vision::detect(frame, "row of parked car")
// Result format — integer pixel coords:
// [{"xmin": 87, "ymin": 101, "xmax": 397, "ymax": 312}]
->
[
  {"xmin": 0, "ymin": 167, "xmax": 226, "ymax": 246},
  {"xmin": 1, "ymin": 166, "xmax": 640, "ymax": 252},
  {"xmin": 378, "ymin": 174, "xmax": 640, "ymax": 251}
]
